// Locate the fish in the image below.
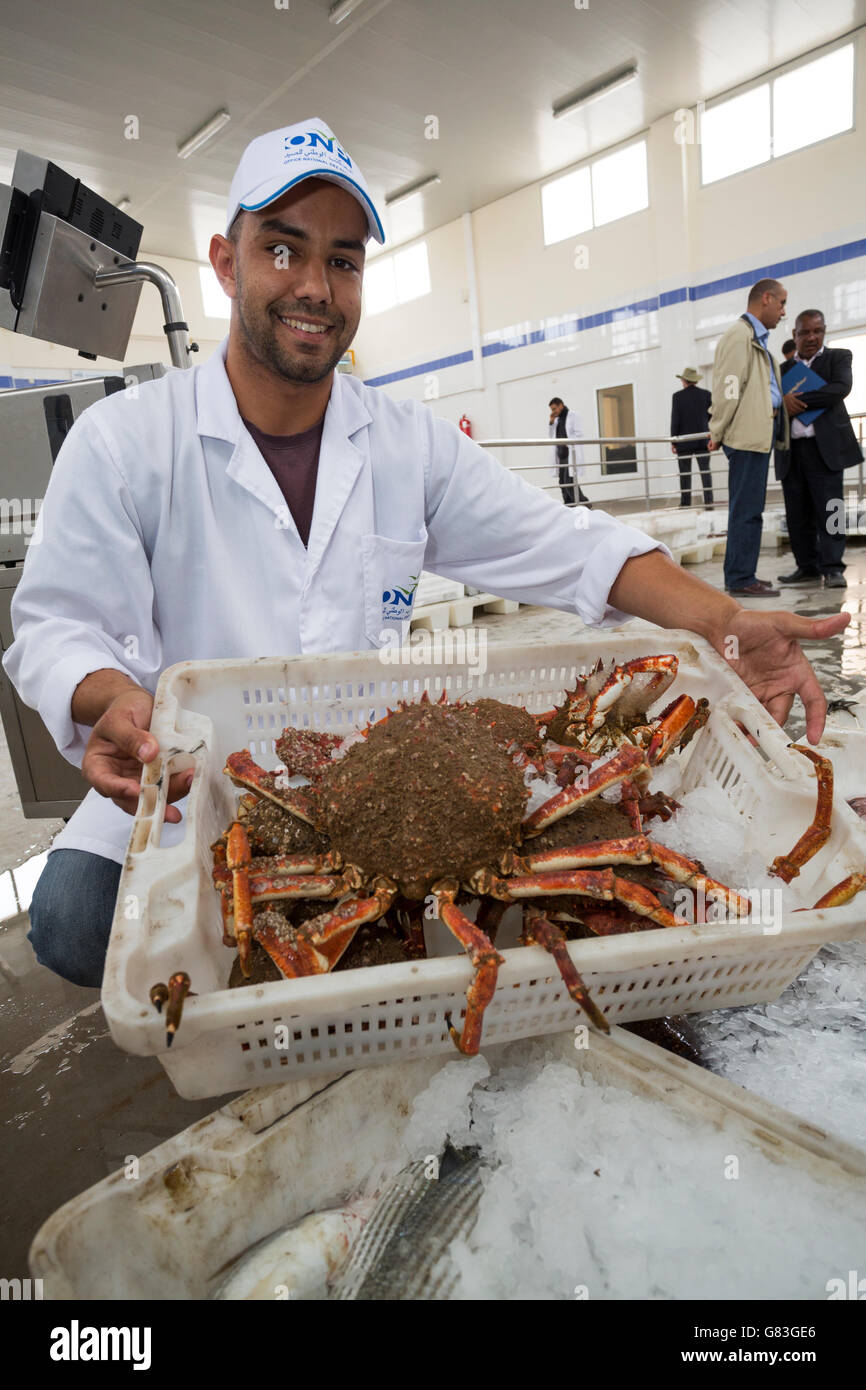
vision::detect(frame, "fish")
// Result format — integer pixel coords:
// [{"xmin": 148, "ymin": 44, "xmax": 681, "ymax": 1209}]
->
[
  {"xmin": 210, "ymin": 1207, "xmax": 367, "ymax": 1300},
  {"xmin": 330, "ymin": 1143, "xmax": 488, "ymax": 1301}
]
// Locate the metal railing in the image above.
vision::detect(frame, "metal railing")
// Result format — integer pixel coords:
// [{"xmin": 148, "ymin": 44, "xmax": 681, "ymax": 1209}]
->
[{"xmin": 477, "ymin": 414, "xmax": 866, "ymax": 514}]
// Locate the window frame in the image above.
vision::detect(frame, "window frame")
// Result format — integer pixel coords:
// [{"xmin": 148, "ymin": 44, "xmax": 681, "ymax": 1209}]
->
[
  {"xmin": 541, "ymin": 136, "xmax": 650, "ymax": 248},
  {"xmin": 699, "ymin": 37, "xmax": 857, "ymax": 189}
]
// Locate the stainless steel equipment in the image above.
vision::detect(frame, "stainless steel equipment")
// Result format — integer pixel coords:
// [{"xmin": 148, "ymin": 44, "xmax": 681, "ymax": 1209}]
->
[{"xmin": 0, "ymin": 150, "xmax": 193, "ymax": 817}]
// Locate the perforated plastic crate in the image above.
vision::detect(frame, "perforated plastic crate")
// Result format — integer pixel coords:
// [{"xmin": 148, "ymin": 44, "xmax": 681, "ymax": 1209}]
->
[{"xmin": 101, "ymin": 632, "xmax": 866, "ymax": 1098}]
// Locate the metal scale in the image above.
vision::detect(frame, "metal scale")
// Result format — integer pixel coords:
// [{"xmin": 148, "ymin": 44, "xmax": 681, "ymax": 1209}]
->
[{"xmin": 0, "ymin": 151, "xmax": 196, "ymax": 816}]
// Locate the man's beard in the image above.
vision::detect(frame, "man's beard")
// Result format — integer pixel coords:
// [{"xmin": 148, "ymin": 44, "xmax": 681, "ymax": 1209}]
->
[{"xmin": 234, "ymin": 274, "xmax": 353, "ymax": 384}]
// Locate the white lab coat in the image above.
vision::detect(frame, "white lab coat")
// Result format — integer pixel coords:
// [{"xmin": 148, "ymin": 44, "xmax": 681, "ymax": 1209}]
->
[
  {"xmin": 548, "ymin": 409, "xmax": 586, "ymax": 484},
  {"xmin": 4, "ymin": 339, "xmax": 664, "ymax": 865}
]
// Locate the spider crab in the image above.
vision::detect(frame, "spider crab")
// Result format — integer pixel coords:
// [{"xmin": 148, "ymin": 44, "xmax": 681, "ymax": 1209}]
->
[
  {"xmin": 542, "ymin": 654, "xmax": 710, "ymax": 759},
  {"xmin": 181, "ymin": 678, "xmax": 747, "ymax": 1058}
]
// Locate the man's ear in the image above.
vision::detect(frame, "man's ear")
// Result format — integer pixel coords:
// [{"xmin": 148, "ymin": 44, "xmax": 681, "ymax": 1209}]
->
[{"xmin": 209, "ymin": 234, "xmax": 238, "ymax": 300}]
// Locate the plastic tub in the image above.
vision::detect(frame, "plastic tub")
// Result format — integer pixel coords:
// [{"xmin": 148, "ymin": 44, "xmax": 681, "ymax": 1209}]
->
[{"xmin": 101, "ymin": 632, "xmax": 866, "ymax": 1098}]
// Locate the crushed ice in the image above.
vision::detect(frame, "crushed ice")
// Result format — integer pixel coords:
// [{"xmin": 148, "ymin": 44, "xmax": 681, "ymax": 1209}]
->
[{"xmin": 399, "ymin": 1038, "xmax": 863, "ymax": 1300}]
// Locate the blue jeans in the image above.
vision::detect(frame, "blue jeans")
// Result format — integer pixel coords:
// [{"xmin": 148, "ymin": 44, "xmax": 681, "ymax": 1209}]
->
[
  {"xmin": 28, "ymin": 850, "xmax": 122, "ymax": 988},
  {"xmin": 723, "ymin": 445, "xmax": 770, "ymax": 589}
]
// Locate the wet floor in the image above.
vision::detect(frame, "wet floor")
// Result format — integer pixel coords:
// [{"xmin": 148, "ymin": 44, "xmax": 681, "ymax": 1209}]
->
[{"xmin": 1, "ymin": 539, "xmax": 864, "ymax": 1286}]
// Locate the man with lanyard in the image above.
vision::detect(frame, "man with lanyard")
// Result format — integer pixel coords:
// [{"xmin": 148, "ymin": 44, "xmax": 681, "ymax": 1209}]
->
[
  {"xmin": 3, "ymin": 126, "xmax": 848, "ymax": 987},
  {"xmin": 708, "ymin": 279, "xmax": 789, "ymax": 597}
]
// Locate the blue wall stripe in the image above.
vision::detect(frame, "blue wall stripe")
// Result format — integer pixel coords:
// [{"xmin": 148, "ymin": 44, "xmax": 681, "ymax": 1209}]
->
[{"xmin": 363, "ymin": 234, "xmax": 866, "ymax": 387}]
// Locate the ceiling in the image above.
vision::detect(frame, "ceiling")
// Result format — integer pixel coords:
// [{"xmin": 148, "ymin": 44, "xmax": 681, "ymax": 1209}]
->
[{"xmin": 1, "ymin": 0, "xmax": 864, "ymax": 264}]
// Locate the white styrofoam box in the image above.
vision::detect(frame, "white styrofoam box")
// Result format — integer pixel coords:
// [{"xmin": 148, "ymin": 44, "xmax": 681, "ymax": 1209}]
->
[
  {"xmin": 101, "ymin": 632, "xmax": 866, "ymax": 1099},
  {"xmin": 29, "ymin": 1027, "xmax": 866, "ymax": 1300}
]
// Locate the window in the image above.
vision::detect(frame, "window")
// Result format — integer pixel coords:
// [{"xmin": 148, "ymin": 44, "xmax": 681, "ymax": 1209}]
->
[
  {"xmin": 199, "ymin": 265, "xmax": 230, "ymax": 320},
  {"xmin": 828, "ymin": 333, "xmax": 866, "ymax": 418},
  {"xmin": 701, "ymin": 43, "xmax": 854, "ymax": 185},
  {"xmin": 363, "ymin": 241, "xmax": 431, "ymax": 316},
  {"xmin": 701, "ymin": 87, "xmax": 771, "ymax": 185},
  {"xmin": 596, "ymin": 384, "xmax": 636, "ymax": 474},
  {"xmin": 591, "ymin": 142, "xmax": 649, "ymax": 227},
  {"xmin": 541, "ymin": 168, "xmax": 592, "ymax": 244},
  {"xmin": 773, "ymin": 45, "xmax": 854, "ymax": 158},
  {"xmin": 542, "ymin": 141, "xmax": 648, "ymax": 246}
]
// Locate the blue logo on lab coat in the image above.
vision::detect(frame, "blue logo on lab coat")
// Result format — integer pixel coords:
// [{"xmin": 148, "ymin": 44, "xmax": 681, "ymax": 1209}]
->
[{"xmin": 382, "ymin": 575, "xmax": 419, "ymax": 622}]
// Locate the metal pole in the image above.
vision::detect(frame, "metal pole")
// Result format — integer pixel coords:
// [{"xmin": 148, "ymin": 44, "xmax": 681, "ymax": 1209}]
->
[
  {"xmin": 93, "ymin": 262, "xmax": 194, "ymax": 369},
  {"xmin": 641, "ymin": 439, "xmax": 651, "ymax": 511}
]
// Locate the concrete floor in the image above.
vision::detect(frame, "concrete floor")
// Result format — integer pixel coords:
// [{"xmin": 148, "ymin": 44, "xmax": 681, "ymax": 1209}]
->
[{"xmin": 2, "ymin": 540, "xmax": 865, "ymax": 1286}]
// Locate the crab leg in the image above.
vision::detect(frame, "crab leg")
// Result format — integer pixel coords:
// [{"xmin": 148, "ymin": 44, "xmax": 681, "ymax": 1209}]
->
[
  {"xmin": 810, "ymin": 873, "xmax": 866, "ymax": 909},
  {"xmin": 214, "ymin": 868, "xmax": 348, "ymax": 901},
  {"xmin": 610, "ymin": 875, "xmax": 688, "ymax": 928},
  {"xmin": 224, "ymin": 750, "xmax": 316, "ymax": 823},
  {"xmin": 225, "ymin": 822, "xmax": 254, "ymax": 976},
  {"xmin": 649, "ymin": 842, "xmax": 751, "ymax": 917},
  {"xmin": 164, "ymin": 971, "xmax": 191, "ymax": 1048},
  {"xmin": 433, "ymin": 880, "xmax": 505, "ymax": 1056},
  {"xmin": 769, "ymin": 747, "xmax": 834, "ymax": 884},
  {"xmin": 522, "ymin": 911, "xmax": 609, "ymax": 1033},
  {"xmin": 584, "ymin": 655, "xmax": 678, "ymax": 734},
  {"xmin": 523, "ymin": 744, "xmax": 648, "ymax": 835},
  {"xmin": 480, "ymin": 866, "xmax": 616, "ymax": 902},
  {"xmin": 645, "ymin": 695, "xmax": 710, "ymax": 765},
  {"xmin": 255, "ymin": 879, "xmax": 397, "ymax": 978},
  {"xmin": 517, "ymin": 835, "xmax": 652, "ymax": 872}
]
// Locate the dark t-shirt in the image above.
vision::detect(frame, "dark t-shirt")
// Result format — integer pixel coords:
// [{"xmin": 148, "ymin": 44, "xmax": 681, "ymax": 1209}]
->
[{"xmin": 242, "ymin": 415, "xmax": 325, "ymax": 547}]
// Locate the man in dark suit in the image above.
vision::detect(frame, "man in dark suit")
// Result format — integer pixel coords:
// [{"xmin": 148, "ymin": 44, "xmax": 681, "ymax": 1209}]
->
[
  {"xmin": 777, "ymin": 310, "xmax": 863, "ymax": 589},
  {"xmin": 670, "ymin": 367, "xmax": 714, "ymax": 507}
]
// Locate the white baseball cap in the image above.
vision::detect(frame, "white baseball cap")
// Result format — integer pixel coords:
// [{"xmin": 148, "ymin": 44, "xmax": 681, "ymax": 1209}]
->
[{"xmin": 226, "ymin": 118, "xmax": 385, "ymax": 244}]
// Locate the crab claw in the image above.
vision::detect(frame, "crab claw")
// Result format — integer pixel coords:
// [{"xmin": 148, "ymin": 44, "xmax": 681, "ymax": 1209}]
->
[
  {"xmin": 149, "ymin": 982, "xmax": 169, "ymax": 1014},
  {"xmin": 769, "ymin": 746, "xmax": 834, "ymax": 884},
  {"xmin": 810, "ymin": 873, "xmax": 866, "ymax": 909},
  {"xmin": 165, "ymin": 972, "xmax": 191, "ymax": 1047}
]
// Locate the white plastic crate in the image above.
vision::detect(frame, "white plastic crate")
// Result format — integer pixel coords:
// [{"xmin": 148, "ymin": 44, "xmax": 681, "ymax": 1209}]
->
[
  {"xmin": 101, "ymin": 631, "xmax": 866, "ymax": 1099},
  {"xmin": 29, "ymin": 1028, "xmax": 866, "ymax": 1300}
]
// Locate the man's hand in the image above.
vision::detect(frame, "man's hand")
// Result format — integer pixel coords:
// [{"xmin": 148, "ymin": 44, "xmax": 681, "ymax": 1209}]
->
[
  {"xmin": 81, "ymin": 687, "xmax": 192, "ymax": 822},
  {"xmin": 783, "ymin": 390, "xmax": 806, "ymax": 416},
  {"xmin": 707, "ymin": 608, "xmax": 851, "ymax": 744},
  {"xmin": 707, "ymin": 438, "xmax": 718, "ymax": 451}
]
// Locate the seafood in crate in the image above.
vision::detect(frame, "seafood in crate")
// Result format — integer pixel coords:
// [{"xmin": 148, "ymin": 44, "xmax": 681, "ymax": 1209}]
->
[
  {"xmin": 177, "ymin": 657, "xmax": 774, "ymax": 1055},
  {"xmin": 105, "ymin": 635, "xmax": 866, "ymax": 1098}
]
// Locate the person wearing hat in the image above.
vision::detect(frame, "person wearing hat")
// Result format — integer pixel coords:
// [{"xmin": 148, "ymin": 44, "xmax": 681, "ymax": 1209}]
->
[
  {"xmin": 4, "ymin": 119, "xmax": 848, "ymax": 987},
  {"xmin": 670, "ymin": 368, "xmax": 714, "ymax": 508}
]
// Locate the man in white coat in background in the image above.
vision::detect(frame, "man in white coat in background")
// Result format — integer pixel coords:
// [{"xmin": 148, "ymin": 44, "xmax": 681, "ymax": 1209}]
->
[
  {"xmin": 548, "ymin": 396, "xmax": 590, "ymax": 507},
  {"xmin": 3, "ymin": 117, "xmax": 848, "ymax": 988}
]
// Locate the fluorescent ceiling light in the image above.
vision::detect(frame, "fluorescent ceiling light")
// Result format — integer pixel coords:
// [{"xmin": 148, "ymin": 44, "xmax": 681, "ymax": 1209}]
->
[
  {"xmin": 177, "ymin": 109, "xmax": 231, "ymax": 159},
  {"xmin": 385, "ymin": 173, "xmax": 441, "ymax": 208},
  {"xmin": 329, "ymin": 0, "xmax": 367, "ymax": 22},
  {"xmin": 553, "ymin": 64, "xmax": 638, "ymax": 119}
]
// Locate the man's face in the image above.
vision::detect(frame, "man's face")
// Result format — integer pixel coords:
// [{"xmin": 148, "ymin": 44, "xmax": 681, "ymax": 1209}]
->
[
  {"xmin": 756, "ymin": 285, "xmax": 787, "ymax": 330},
  {"xmin": 794, "ymin": 315, "xmax": 826, "ymax": 360},
  {"xmin": 550, "ymin": 402, "xmax": 564, "ymax": 418},
  {"xmin": 215, "ymin": 179, "xmax": 367, "ymax": 384}
]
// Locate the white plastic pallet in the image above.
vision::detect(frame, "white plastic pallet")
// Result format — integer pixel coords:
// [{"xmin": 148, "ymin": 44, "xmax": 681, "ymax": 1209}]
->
[
  {"xmin": 411, "ymin": 592, "xmax": 521, "ymax": 631},
  {"xmin": 28, "ymin": 1028, "xmax": 866, "ymax": 1300},
  {"xmin": 101, "ymin": 631, "xmax": 866, "ymax": 1099}
]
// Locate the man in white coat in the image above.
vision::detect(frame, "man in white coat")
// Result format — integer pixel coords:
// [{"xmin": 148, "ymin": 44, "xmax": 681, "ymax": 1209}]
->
[
  {"xmin": 3, "ymin": 118, "xmax": 848, "ymax": 987},
  {"xmin": 548, "ymin": 397, "xmax": 590, "ymax": 507}
]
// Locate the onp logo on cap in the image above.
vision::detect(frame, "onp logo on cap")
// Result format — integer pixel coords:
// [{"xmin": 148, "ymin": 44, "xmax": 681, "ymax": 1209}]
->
[{"xmin": 226, "ymin": 118, "xmax": 385, "ymax": 244}]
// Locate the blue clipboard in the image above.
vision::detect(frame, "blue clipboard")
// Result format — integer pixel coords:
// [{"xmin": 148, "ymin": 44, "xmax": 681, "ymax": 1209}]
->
[{"xmin": 781, "ymin": 361, "xmax": 826, "ymax": 429}]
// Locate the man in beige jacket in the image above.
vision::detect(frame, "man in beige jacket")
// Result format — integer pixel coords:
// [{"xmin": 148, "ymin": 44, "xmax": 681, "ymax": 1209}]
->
[{"xmin": 708, "ymin": 279, "xmax": 789, "ymax": 596}]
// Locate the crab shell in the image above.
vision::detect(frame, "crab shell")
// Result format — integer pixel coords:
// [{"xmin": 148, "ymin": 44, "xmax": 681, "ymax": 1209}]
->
[{"xmin": 545, "ymin": 655, "xmax": 680, "ymax": 749}]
